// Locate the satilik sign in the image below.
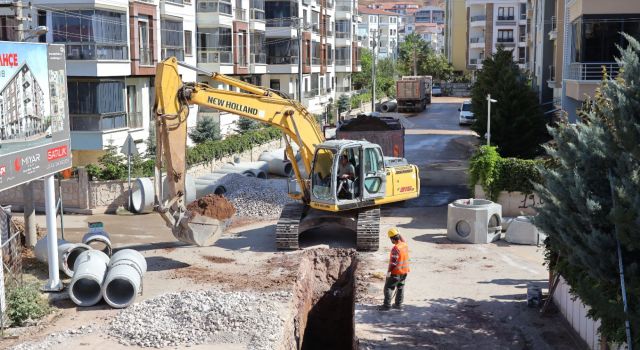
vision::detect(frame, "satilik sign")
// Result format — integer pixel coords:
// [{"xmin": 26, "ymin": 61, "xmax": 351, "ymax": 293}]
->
[{"xmin": 0, "ymin": 42, "xmax": 71, "ymax": 191}]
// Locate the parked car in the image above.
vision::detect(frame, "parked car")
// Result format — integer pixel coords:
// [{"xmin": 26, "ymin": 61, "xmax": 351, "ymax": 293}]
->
[
  {"xmin": 45, "ymin": 126, "xmax": 52, "ymax": 138},
  {"xmin": 458, "ymin": 100, "xmax": 475, "ymax": 125},
  {"xmin": 432, "ymin": 84, "xmax": 442, "ymax": 97}
]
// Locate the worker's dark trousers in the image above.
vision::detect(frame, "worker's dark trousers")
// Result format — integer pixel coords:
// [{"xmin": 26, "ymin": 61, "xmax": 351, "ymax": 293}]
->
[{"xmin": 383, "ymin": 274, "xmax": 407, "ymax": 306}]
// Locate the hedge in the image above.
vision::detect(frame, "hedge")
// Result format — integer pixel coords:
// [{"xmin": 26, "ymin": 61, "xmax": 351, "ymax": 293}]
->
[
  {"xmin": 186, "ymin": 127, "xmax": 281, "ymax": 166},
  {"xmin": 469, "ymin": 145, "xmax": 543, "ymax": 201}
]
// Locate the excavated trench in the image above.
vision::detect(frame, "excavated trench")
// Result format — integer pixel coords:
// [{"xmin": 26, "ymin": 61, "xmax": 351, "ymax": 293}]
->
[{"xmin": 283, "ymin": 248, "xmax": 358, "ymax": 350}]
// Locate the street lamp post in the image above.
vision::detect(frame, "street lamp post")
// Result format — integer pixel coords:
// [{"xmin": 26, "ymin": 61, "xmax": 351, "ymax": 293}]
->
[{"xmin": 486, "ymin": 94, "xmax": 497, "ymax": 146}]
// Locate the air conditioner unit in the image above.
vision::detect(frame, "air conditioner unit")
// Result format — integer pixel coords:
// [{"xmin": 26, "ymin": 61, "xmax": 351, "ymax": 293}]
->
[
  {"xmin": 352, "ymin": 15, "xmax": 362, "ymax": 23},
  {"xmin": 447, "ymin": 199, "xmax": 502, "ymax": 244}
]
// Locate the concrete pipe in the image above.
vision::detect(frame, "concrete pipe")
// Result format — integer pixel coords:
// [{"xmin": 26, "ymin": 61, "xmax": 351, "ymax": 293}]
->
[
  {"xmin": 131, "ymin": 178, "xmax": 154, "ymax": 214},
  {"xmin": 35, "ymin": 238, "xmax": 92, "ymax": 278},
  {"xmin": 69, "ymin": 250, "xmax": 110, "ymax": 307},
  {"xmin": 380, "ymin": 100, "xmax": 398, "ymax": 113},
  {"xmin": 82, "ymin": 231, "xmax": 113, "ymax": 257},
  {"xmin": 194, "ymin": 183, "xmax": 227, "ymax": 198},
  {"xmin": 216, "ymin": 162, "xmax": 269, "ymax": 179},
  {"xmin": 258, "ymin": 152, "xmax": 294, "ymax": 177},
  {"xmin": 102, "ymin": 249, "xmax": 147, "ymax": 309},
  {"xmin": 162, "ymin": 174, "xmax": 196, "ymax": 203}
]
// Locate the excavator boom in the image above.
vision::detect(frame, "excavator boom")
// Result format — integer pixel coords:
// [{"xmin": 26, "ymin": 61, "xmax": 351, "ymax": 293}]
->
[{"xmin": 153, "ymin": 57, "xmax": 325, "ymax": 245}]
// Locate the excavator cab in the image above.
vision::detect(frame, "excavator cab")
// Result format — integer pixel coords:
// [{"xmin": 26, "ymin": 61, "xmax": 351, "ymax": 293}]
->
[{"xmin": 310, "ymin": 141, "xmax": 387, "ymax": 210}]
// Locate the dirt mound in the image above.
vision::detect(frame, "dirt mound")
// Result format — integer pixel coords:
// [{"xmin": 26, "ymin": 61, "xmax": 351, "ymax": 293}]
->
[{"xmin": 187, "ymin": 194, "xmax": 236, "ymax": 220}]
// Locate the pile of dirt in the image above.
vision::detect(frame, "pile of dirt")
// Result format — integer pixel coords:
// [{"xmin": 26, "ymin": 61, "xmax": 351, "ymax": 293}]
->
[{"xmin": 186, "ymin": 194, "xmax": 236, "ymax": 220}]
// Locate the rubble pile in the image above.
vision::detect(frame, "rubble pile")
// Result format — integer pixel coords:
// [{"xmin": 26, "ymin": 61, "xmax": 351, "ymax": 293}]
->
[
  {"xmin": 186, "ymin": 194, "xmax": 236, "ymax": 220},
  {"xmin": 11, "ymin": 325, "xmax": 97, "ymax": 350},
  {"xmin": 216, "ymin": 174, "xmax": 294, "ymax": 218},
  {"xmin": 108, "ymin": 289, "xmax": 290, "ymax": 349}
]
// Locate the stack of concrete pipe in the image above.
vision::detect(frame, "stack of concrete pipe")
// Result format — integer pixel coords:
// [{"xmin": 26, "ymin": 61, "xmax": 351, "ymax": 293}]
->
[
  {"xmin": 130, "ymin": 175, "xmax": 203, "ymax": 214},
  {"xmin": 216, "ymin": 161, "xmax": 269, "ymax": 179},
  {"xmin": 68, "ymin": 249, "xmax": 147, "ymax": 308},
  {"xmin": 35, "ymin": 238, "xmax": 92, "ymax": 278},
  {"xmin": 194, "ymin": 173, "xmax": 229, "ymax": 198},
  {"xmin": 380, "ymin": 99, "xmax": 398, "ymax": 113}
]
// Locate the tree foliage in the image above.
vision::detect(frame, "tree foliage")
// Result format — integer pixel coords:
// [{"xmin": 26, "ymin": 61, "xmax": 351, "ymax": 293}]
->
[
  {"xmin": 352, "ymin": 48, "xmax": 397, "ymax": 98},
  {"xmin": 189, "ymin": 115, "xmax": 221, "ymax": 144},
  {"xmin": 397, "ymin": 33, "xmax": 453, "ymax": 81},
  {"xmin": 235, "ymin": 118, "xmax": 262, "ymax": 134},
  {"xmin": 534, "ymin": 35, "xmax": 640, "ymax": 346},
  {"xmin": 470, "ymin": 47, "xmax": 549, "ymax": 158}
]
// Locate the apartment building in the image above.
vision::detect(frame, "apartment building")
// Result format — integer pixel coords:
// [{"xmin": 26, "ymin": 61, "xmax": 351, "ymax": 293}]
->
[
  {"xmin": 365, "ymin": 2, "xmax": 419, "ymax": 42},
  {"xmin": 446, "ymin": 0, "xmax": 468, "ymax": 73},
  {"xmin": 263, "ymin": 0, "xmax": 361, "ymax": 114},
  {"xmin": 357, "ymin": 6, "xmax": 399, "ymax": 59},
  {"xmin": 0, "ymin": 63, "xmax": 47, "ymax": 140},
  {"xmin": 414, "ymin": 6, "xmax": 445, "ymax": 53},
  {"xmin": 548, "ymin": 0, "xmax": 640, "ymax": 122},
  {"xmin": 466, "ymin": 0, "xmax": 530, "ymax": 71}
]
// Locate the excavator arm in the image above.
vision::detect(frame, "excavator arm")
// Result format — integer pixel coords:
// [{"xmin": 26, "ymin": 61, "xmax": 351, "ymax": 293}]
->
[{"xmin": 153, "ymin": 57, "xmax": 325, "ymax": 245}]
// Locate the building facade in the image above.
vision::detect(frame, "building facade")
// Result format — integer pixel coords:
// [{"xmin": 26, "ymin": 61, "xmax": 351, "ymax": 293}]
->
[
  {"xmin": 446, "ymin": 0, "xmax": 468, "ymax": 73},
  {"xmin": 1, "ymin": 0, "xmax": 361, "ymax": 165},
  {"xmin": 357, "ymin": 6, "xmax": 400, "ymax": 59},
  {"xmin": 466, "ymin": 0, "xmax": 530, "ymax": 71},
  {"xmin": 0, "ymin": 64, "xmax": 47, "ymax": 140}
]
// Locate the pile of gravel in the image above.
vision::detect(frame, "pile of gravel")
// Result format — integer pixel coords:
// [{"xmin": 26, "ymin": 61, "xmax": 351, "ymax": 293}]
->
[
  {"xmin": 11, "ymin": 325, "xmax": 97, "ymax": 350},
  {"xmin": 108, "ymin": 289, "xmax": 290, "ymax": 349},
  {"xmin": 215, "ymin": 173, "xmax": 295, "ymax": 218}
]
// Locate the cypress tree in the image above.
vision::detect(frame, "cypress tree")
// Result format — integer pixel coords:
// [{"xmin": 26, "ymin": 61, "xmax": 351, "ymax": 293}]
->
[{"xmin": 534, "ymin": 35, "xmax": 640, "ymax": 346}]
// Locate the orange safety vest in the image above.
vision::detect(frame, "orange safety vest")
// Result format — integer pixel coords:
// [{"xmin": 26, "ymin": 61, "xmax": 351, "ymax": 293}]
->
[{"xmin": 390, "ymin": 241, "xmax": 410, "ymax": 275}]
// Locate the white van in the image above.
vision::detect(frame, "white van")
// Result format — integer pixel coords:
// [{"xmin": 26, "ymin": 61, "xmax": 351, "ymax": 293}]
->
[{"xmin": 458, "ymin": 100, "xmax": 475, "ymax": 125}]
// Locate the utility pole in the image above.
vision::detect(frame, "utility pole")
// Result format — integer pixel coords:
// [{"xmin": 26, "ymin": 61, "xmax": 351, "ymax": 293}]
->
[
  {"xmin": 486, "ymin": 94, "xmax": 497, "ymax": 146},
  {"xmin": 371, "ymin": 29, "xmax": 378, "ymax": 112},
  {"xmin": 297, "ymin": 18, "xmax": 304, "ymax": 103}
]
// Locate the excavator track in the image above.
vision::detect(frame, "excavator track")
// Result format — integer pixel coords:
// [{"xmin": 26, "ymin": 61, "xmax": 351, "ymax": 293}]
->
[
  {"xmin": 356, "ymin": 207, "xmax": 380, "ymax": 251},
  {"xmin": 276, "ymin": 202, "xmax": 305, "ymax": 250}
]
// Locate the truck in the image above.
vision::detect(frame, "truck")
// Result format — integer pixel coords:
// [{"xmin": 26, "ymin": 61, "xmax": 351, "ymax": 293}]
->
[{"xmin": 396, "ymin": 76, "xmax": 433, "ymax": 113}]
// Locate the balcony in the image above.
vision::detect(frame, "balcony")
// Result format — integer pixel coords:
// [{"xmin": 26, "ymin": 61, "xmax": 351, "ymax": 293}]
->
[
  {"xmin": 198, "ymin": 49, "xmax": 232, "ymax": 63},
  {"xmin": 470, "ymin": 15, "xmax": 486, "ymax": 27},
  {"xmin": 469, "ymin": 36, "xmax": 484, "ymax": 48},
  {"xmin": 547, "ymin": 65, "xmax": 556, "ymax": 89},
  {"xmin": 269, "ymin": 56, "xmax": 299, "ymax": 64},
  {"xmin": 335, "ymin": 31, "xmax": 350, "ymax": 39},
  {"xmin": 335, "ymin": 58, "xmax": 350, "ymax": 66},
  {"xmin": 312, "ymin": 23, "xmax": 320, "ymax": 34},
  {"xmin": 567, "ymin": 62, "xmax": 620, "ymax": 81},
  {"xmin": 548, "ymin": 16, "xmax": 557, "ymax": 40},
  {"xmin": 496, "ymin": 38, "xmax": 515, "ymax": 47},
  {"xmin": 235, "ymin": 8, "xmax": 247, "ymax": 21},
  {"xmin": 497, "ymin": 16, "xmax": 515, "ymax": 21},
  {"xmin": 251, "ymin": 53, "xmax": 266, "ymax": 64},
  {"xmin": 251, "ymin": 9, "xmax": 265, "ymax": 21}
]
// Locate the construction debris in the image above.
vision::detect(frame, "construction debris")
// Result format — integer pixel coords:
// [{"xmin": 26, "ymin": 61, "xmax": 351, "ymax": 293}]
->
[
  {"xmin": 108, "ymin": 289, "xmax": 290, "ymax": 349},
  {"xmin": 186, "ymin": 194, "xmax": 236, "ymax": 220},
  {"xmin": 10, "ymin": 325, "xmax": 97, "ymax": 350}
]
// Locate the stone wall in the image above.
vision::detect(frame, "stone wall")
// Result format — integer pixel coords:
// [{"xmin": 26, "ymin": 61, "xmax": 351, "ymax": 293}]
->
[{"xmin": 474, "ymin": 185, "xmax": 540, "ymax": 217}]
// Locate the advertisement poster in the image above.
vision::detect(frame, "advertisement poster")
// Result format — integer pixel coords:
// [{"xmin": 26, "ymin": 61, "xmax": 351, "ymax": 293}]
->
[{"xmin": 0, "ymin": 42, "xmax": 71, "ymax": 192}]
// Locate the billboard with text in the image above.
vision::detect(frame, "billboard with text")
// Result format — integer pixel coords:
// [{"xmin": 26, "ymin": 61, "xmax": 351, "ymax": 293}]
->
[{"xmin": 0, "ymin": 42, "xmax": 71, "ymax": 191}]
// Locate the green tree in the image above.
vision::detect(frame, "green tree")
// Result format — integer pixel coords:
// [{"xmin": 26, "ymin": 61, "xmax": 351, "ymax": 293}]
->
[
  {"xmin": 353, "ymin": 48, "xmax": 373, "ymax": 90},
  {"xmin": 189, "ymin": 116, "xmax": 221, "ymax": 144},
  {"xmin": 352, "ymin": 49, "xmax": 397, "ymax": 98},
  {"xmin": 398, "ymin": 33, "xmax": 430, "ymax": 76},
  {"xmin": 470, "ymin": 47, "xmax": 548, "ymax": 158},
  {"xmin": 420, "ymin": 52, "xmax": 454, "ymax": 81},
  {"xmin": 534, "ymin": 35, "xmax": 640, "ymax": 347},
  {"xmin": 337, "ymin": 94, "xmax": 350, "ymax": 116},
  {"xmin": 235, "ymin": 118, "xmax": 262, "ymax": 134},
  {"xmin": 146, "ymin": 121, "xmax": 156, "ymax": 157}
]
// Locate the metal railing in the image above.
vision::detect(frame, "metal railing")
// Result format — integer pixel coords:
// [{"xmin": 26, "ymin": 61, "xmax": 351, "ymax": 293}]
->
[
  {"xmin": 335, "ymin": 32, "xmax": 350, "ymax": 39},
  {"xmin": 551, "ymin": 16, "xmax": 557, "ymax": 31},
  {"xmin": 267, "ymin": 18, "xmax": 295, "ymax": 27},
  {"xmin": 70, "ymin": 113, "xmax": 127, "ymax": 131},
  {"xmin": 269, "ymin": 55, "xmax": 299, "ymax": 64},
  {"xmin": 161, "ymin": 47, "xmax": 184, "ymax": 61},
  {"xmin": 469, "ymin": 58, "xmax": 479, "ymax": 64},
  {"xmin": 469, "ymin": 37, "xmax": 484, "ymax": 43},
  {"xmin": 470, "ymin": 15, "xmax": 486, "ymax": 22},
  {"xmin": 312, "ymin": 57, "xmax": 321, "ymax": 65},
  {"xmin": 335, "ymin": 58, "xmax": 350, "ymax": 65},
  {"xmin": 165, "ymin": 0, "xmax": 185, "ymax": 4},
  {"xmin": 497, "ymin": 38, "xmax": 514, "ymax": 43},
  {"xmin": 251, "ymin": 53, "xmax": 266, "ymax": 64},
  {"xmin": 235, "ymin": 8, "xmax": 247, "ymax": 21},
  {"xmin": 197, "ymin": 49, "xmax": 232, "ymax": 63},
  {"xmin": 197, "ymin": 0, "xmax": 232, "ymax": 14},
  {"xmin": 567, "ymin": 62, "xmax": 621, "ymax": 80},
  {"xmin": 497, "ymin": 16, "xmax": 515, "ymax": 21},
  {"xmin": 66, "ymin": 43, "xmax": 129, "ymax": 60}
]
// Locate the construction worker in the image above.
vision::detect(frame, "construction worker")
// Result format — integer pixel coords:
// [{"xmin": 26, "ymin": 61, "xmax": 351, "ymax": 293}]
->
[{"xmin": 380, "ymin": 227, "xmax": 409, "ymax": 311}]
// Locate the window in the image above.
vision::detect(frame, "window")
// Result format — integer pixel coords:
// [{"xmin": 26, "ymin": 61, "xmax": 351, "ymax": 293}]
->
[
  {"xmin": 335, "ymin": 20, "xmax": 350, "ymax": 38},
  {"xmin": 197, "ymin": 0, "xmax": 232, "ymax": 14},
  {"xmin": 311, "ymin": 73, "xmax": 319, "ymax": 97},
  {"xmin": 270, "ymin": 79, "xmax": 281, "ymax": 91},
  {"xmin": 519, "ymin": 25, "xmax": 526, "ymax": 42},
  {"xmin": 390, "ymin": 17, "xmax": 396, "ymax": 23},
  {"xmin": 198, "ymin": 27, "xmax": 232, "ymax": 63},
  {"xmin": 237, "ymin": 31, "xmax": 247, "ymax": 66},
  {"xmin": 266, "ymin": 1, "xmax": 298, "ymax": 27},
  {"xmin": 52, "ymin": 10, "xmax": 128, "ymax": 60},
  {"xmin": 184, "ymin": 30, "xmax": 193, "ymax": 56},
  {"xmin": 251, "ymin": 31, "xmax": 266, "ymax": 63},
  {"xmin": 326, "ymin": 43, "xmax": 333, "ymax": 63},
  {"xmin": 161, "ymin": 19, "xmax": 184, "ymax": 60},
  {"xmin": 520, "ymin": 4, "xmax": 527, "ymax": 20},
  {"xmin": 497, "ymin": 29, "xmax": 514, "ymax": 42},
  {"xmin": 267, "ymin": 38, "xmax": 298, "ymax": 64},
  {"xmin": 335, "ymin": 47, "xmax": 350, "ymax": 65},
  {"xmin": 312, "ymin": 41, "xmax": 321, "ymax": 65},
  {"xmin": 312, "ymin": 149, "xmax": 334, "ymax": 201},
  {"xmin": 68, "ymin": 79, "xmax": 126, "ymax": 131},
  {"xmin": 497, "ymin": 7, "xmax": 514, "ymax": 20},
  {"xmin": 126, "ymin": 85, "xmax": 143, "ymax": 129},
  {"xmin": 138, "ymin": 17, "xmax": 152, "ymax": 65},
  {"xmin": 251, "ymin": 0, "xmax": 265, "ymax": 20},
  {"xmin": 518, "ymin": 47, "xmax": 526, "ymax": 63}
]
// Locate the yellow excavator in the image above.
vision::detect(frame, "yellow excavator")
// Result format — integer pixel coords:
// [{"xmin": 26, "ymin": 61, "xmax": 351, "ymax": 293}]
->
[{"xmin": 153, "ymin": 57, "xmax": 420, "ymax": 251}]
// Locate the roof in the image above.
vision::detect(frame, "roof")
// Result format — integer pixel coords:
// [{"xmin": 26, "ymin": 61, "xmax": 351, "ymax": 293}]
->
[
  {"xmin": 319, "ymin": 139, "xmax": 376, "ymax": 149},
  {"xmin": 358, "ymin": 6, "xmax": 399, "ymax": 16}
]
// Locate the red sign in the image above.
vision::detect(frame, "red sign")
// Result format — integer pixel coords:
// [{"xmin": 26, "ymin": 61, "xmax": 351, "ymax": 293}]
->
[
  {"xmin": 47, "ymin": 145, "xmax": 68, "ymax": 161},
  {"xmin": 0, "ymin": 53, "xmax": 18, "ymax": 67},
  {"xmin": 13, "ymin": 158, "xmax": 21, "ymax": 172},
  {"xmin": 0, "ymin": 166, "xmax": 6, "ymax": 176}
]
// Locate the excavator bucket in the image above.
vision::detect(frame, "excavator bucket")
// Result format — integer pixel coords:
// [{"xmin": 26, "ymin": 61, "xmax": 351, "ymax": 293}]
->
[{"xmin": 171, "ymin": 211, "xmax": 227, "ymax": 247}]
